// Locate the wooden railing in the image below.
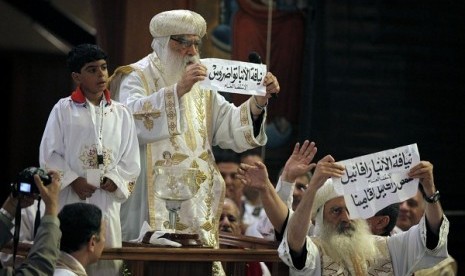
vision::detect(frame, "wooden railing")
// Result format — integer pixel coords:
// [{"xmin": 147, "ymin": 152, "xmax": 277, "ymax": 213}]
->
[{"xmin": 2, "ymin": 233, "xmax": 289, "ymax": 276}]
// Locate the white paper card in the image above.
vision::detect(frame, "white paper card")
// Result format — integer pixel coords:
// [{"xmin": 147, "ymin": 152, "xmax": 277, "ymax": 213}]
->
[
  {"xmin": 199, "ymin": 58, "xmax": 267, "ymax": 96},
  {"xmin": 332, "ymin": 143, "xmax": 420, "ymax": 219},
  {"xmin": 87, "ymin": 169, "xmax": 101, "ymax": 187}
]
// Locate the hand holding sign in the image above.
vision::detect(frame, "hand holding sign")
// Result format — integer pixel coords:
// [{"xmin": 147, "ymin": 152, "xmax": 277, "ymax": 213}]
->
[
  {"xmin": 332, "ymin": 144, "xmax": 420, "ymax": 219},
  {"xmin": 199, "ymin": 58, "xmax": 267, "ymax": 96}
]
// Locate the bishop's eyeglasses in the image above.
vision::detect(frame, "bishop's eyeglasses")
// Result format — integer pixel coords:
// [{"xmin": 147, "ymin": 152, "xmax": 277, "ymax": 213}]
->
[{"xmin": 170, "ymin": 36, "xmax": 202, "ymax": 50}]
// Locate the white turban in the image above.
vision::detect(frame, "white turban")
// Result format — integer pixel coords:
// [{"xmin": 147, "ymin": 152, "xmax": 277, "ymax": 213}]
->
[
  {"xmin": 311, "ymin": 179, "xmax": 342, "ymax": 219},
  {"xmin": 149, "ymin": 9, "xmax": 207, "ymax": 38},
  {"xmin": 311, "ymin": 179, "xmax": 343, "ymax": 235}
]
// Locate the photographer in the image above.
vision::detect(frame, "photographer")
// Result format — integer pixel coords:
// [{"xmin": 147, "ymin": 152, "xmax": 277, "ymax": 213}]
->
[{"xmin": 0, "ymin": 169, "xmax": 61, "ymax": 275}]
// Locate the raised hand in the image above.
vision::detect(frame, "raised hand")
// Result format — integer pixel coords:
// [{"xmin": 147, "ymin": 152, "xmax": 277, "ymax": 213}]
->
[
  {"xmin": 281, "ymin": 140, "xmax": 317, "ymax": 183},
  {"xmin": 236, "ymin": 161, "xmax": 270, "ymax": 192},
  {"xmin": 34, "ymin": 170, "xmax": 61, "ymax": 216},
  {"xmin": 408, "ymin": 161, "xmax": 434, "ymax": 189},
  {"xmin": 177, "ymin": 62, "xmax": 207, "ymax": 97},
  {"xmin": 310, "ymin": 155, "xmax": 345, "ymax": 191},
  {"xmin": 263, "ymin": 72, "xmax": 280, "ymax": 99}
]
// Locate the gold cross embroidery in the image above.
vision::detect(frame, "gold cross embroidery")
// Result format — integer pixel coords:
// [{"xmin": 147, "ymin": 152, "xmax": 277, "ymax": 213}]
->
[{"xmin": 133, "ymin": 101, "xmax": 161, "ymax": 131}]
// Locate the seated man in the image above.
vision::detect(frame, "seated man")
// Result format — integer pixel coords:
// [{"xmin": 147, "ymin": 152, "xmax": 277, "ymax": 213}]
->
[
  {"xmin": 240, "ymin": 150, "xmax": 268, "ymax": 233},
  {"xmin": 219, "ymin": 197, "xmax": 271, "ymax": 276},
  {"xmin": 0, "ymin": 169, "xmax": 61, "ymax": 275},
  {"xmin": 237, "ymin": 145, "xmax": 450, "ymax": 275},
  {"xmin": 219, "ymin": 198, "xmax": 244, "ymax": 235},
  {"xmin": 54, "ymin": 202, "xmax": 105, "ymax": 275},
  {"xmin": 215, "ymin": 149, "xmax": 243, "ymax": 216},
  {"xmin": 396, "ymin": 187, "xmax": 457, "ymax": 275}
]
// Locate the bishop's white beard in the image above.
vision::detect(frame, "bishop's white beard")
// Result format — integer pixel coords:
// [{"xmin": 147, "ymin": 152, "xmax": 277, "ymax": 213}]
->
[
  {"xmin": 320, "ymin": 219, "xmax": 379, "ymax": 272},
  {"xmin": 159, "ymin": 48, "xmax": 201, "ymax": 87}
]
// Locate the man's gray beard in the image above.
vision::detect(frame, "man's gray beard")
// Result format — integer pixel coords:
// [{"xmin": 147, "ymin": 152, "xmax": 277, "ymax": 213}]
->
[
  {"xmin": 320, "ymin": 219, "xmax": 379, "ymax": 269},
  {"xmin": 160, "ymin": 48, "xmax": 200, "ymax": 87}
]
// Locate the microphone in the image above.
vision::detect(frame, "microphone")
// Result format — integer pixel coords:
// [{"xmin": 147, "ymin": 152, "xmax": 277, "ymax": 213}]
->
[
  {"xmin": 248, "ymin": 51, "xmax": 262, "ymax": 64},
  {"xmin": 248, "ymin": 52, "xmax": 277, "ymax": 98}
]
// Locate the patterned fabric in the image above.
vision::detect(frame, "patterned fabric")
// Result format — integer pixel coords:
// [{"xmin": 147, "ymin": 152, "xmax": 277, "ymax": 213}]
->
[{"xmin": 110, "ymin": 51, "xmax": 267, "ymax": 276}]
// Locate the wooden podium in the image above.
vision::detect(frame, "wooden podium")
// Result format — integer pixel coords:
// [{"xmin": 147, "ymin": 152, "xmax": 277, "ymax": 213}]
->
[
  {"xmin": 2, "ymin": 233, "xmax": 289, "ymax": 276},
  {"xmin": 110, "ymin": 233, "xmax": 287, "ymax": 275},
  {"xmin": 219, "ymin": 232, "xmax": 289, "ymax": 276}
]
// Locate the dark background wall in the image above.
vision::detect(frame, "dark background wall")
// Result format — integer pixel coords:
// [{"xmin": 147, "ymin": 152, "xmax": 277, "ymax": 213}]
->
[
  {"xmin": 1, "ymin": 0, "xmax": 463, "ymax": 271},
  {"xmin": 2, "ymin": 51, "xmax": 71, "ymax": 191},
  {"xmin": 297, "ymin": 1, "xmax": 465, "ymax": 270}
]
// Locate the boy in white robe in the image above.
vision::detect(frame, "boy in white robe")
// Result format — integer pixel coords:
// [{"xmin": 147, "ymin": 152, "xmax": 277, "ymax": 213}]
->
[{"xmin": 39, "ymin": 44, "xmax": 140, "ymax": 276}]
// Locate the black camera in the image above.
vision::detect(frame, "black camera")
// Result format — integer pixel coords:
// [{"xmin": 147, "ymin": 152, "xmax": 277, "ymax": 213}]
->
[{"xmin": 11, "ymin": 167, "xmax": 51, "ymax": 197}]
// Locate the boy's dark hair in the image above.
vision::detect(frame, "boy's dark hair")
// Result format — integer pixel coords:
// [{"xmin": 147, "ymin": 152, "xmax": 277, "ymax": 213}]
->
[
  {"xmin": 58, "ymin": 202, "xmax": 102, "ymax": 253},
  {"xmin": 67, "ymin": 43, "xmax": 107, "ymax": 73}
]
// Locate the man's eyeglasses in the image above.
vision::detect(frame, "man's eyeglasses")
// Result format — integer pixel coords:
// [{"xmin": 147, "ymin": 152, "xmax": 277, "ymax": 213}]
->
[{"xmin": 170, "ymin": 36, "xmax": 202, "ymax": 49}]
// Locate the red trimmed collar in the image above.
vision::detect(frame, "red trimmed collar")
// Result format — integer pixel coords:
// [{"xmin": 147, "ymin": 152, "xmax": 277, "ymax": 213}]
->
[{"xmin": 70, "ymin": 86, "xmax": 112, "ymax": 105}]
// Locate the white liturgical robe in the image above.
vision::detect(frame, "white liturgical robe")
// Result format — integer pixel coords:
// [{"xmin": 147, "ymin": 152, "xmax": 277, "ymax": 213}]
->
[
  {"xmin": 39, "ymin": 88, "xmax": 140, "ymax": 276},
  {"xmin": 110, "ymin": 51, "xmax": 268, "ymax": 254}
]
